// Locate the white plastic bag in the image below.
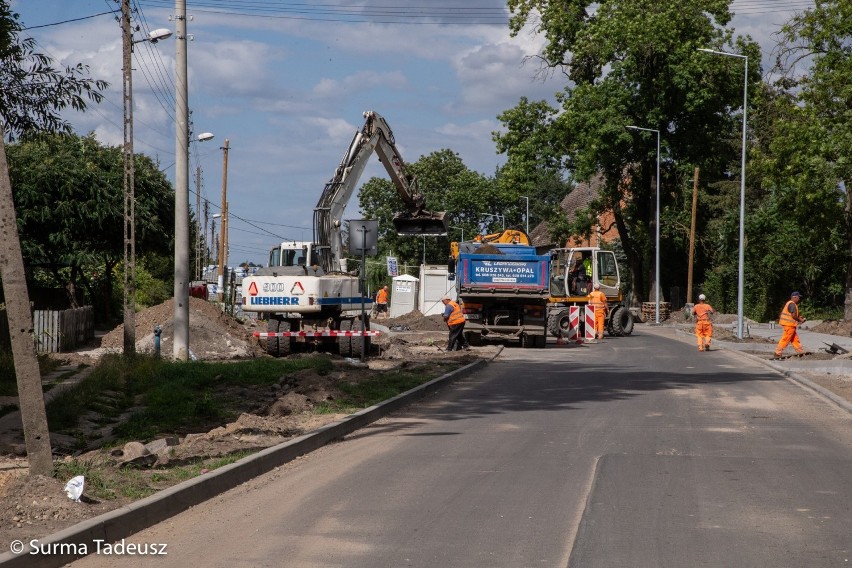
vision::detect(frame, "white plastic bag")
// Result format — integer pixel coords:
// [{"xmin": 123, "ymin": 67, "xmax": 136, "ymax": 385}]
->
[{"xmin": 64, "ymin": 475, "xmax": 85, "ymax": 502}]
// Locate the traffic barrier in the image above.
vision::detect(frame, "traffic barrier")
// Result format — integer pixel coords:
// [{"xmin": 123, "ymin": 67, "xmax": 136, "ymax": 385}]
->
[
  {"xmin": 253, "ymin": 330, "xmax": 382, "ymax": 338},
  {"xmin": 584, "ymin": 307, "xmax": 596, "ymax": 342},
  {"xmin": 568, "ymin": 306, "xmax": 581, "ymax": 343}
]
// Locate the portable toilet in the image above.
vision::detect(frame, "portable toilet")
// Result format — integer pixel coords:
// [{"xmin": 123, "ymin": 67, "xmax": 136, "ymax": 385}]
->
[
  {"xmin": 419, "ymin": 264, "xmax": 456, "ymax": 316},
  {"xmin": 389, "ymin": 274, "xmax": 419, "ymax": 318}
]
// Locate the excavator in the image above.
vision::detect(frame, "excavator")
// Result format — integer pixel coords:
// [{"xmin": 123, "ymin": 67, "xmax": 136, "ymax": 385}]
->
[{"xmin": 242, "ymin": 111, "xmax": 447, "ymax": 357}]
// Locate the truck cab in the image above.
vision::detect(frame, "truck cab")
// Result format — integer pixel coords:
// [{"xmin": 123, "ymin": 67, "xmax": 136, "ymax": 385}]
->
[{"xmin": 549, "ymin": 247, "xmax": 621, "ymax": 301}]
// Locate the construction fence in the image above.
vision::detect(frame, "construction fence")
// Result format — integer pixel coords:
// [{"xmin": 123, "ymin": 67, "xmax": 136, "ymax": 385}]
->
[{"xmin": 0, "ymin": 306, "xmax": 95, "ymax": 354}]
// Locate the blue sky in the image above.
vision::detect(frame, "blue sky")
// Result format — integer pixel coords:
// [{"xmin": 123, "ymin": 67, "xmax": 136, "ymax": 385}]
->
[{"xmin": 11, "ymin": 0, "xmax": 811, "ymax": 266}]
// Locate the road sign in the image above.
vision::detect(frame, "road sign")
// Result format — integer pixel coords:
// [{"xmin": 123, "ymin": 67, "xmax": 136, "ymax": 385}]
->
[{"xmin": 386, "ymin": 256, "xmax": 398, "ymax": 276}]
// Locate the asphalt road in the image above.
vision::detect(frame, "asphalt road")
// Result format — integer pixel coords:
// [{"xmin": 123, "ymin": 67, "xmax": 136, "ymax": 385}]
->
[{"xmin": 73, "ymin": 327, "xmax": 852, "ymax": 567}]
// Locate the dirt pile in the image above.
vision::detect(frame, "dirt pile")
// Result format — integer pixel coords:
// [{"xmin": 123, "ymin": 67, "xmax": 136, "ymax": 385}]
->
[
  {"xmin": 809, "ymin": 319, "xmax": 852, "ymax": 337},
  {"xmin": 100, "ymin": 297, "xmax": 265, "ymax": 359},
  {"xmin": 383, "ymin": 309, "xmax": 447, "ymax": 331}
]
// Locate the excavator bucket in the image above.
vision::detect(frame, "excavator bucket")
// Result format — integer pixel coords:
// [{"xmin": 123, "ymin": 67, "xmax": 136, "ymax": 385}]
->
[{"xmin": 393, "ymin": 211, "xmax": 448, "ymax": 236}]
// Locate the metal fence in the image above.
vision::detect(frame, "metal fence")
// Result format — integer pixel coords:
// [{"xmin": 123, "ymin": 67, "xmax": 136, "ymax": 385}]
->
[{"xmin": 0, "ymin": 306, "xmax": 95, "ymax": 354}]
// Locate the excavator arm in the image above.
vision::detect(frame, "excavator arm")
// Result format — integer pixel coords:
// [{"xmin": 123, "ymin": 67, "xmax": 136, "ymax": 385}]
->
[{"xmin": 313, "ymin": 111, "xmax": 447, "ymax": 273}]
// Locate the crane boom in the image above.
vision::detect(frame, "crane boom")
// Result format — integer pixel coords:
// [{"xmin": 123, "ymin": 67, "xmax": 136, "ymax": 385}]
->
[{"xmin": 313, "ymin": 111, "xmax": 447, "ymax": 272}]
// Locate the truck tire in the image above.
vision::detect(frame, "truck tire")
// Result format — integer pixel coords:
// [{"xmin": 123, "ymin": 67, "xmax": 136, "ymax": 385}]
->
[
  {"xmin": 338, "ymin": 319, "xmax": 353, "ymax": 358},
  {"xmin": 547, "ymin": 309, "xmax": 572, "ymax": 338},
  {"xmin": 610, "ymin": 306, "xmax": 634, "ymax": 336},
  {"xmin": 520, "ymin": 333, "xmax": 533, "ymax": 349},
  {"xmin": 266, "ymin": 318, "xmax": 281, "ymax": 357},
  {"xmin": 351, "ymin": 316, "xmax": 370, "ymax": 358}
]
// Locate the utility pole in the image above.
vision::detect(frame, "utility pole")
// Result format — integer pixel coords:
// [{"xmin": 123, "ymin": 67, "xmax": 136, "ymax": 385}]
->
[
  {"xmin": 0, "ymin": 130, "xmax": 53, "ymax": 476},
  {"xmin": 121, "ymin": 0, "xmax": 136, "ymax": 356},
  {"xmin": 195, "ymin": 165, "xmax": 202, "ymax": 280},
  {"xmin": 173, "ymin": 0, "xmax": 190, "ymax": 360},
  {"xmin": 217, "ymin": 139, "xmax": 230, "ymax": 302},
  {"xmin": 687, "ymin": 167, "xmax": 699, "ymax": 305}
]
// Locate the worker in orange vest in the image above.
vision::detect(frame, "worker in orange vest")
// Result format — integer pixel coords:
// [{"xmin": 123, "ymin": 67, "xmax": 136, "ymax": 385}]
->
[
  {"xmin": 691, "ymin": 293, "xmax": 715, "ymax": 351},
  {"xmin": 375, "ymin": 285, "xmax": 389, "ymax": 320},
  {"xmin": 441, "ymin": 296, "xmax": 469, "ymax": 351},
  {"xmin": 774, "ymin": 291, "xmax": 806, "ymax": 359},
  {"xmin": 586, "ymin": 283, "xmax": 608, "ymax": 341}
]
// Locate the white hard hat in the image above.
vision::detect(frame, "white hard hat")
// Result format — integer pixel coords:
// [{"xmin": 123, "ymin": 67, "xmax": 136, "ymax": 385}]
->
[
  {"xmin": 593, "ymin": 283, "xmax": 600, "ymax": 289},
  {"xmin": 698, "ymin": 294, "xmax": 706, "ymax": 301}
]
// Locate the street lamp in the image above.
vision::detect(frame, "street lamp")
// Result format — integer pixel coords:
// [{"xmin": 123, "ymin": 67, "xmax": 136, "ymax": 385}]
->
[
  {"xmin": 626, "ymin": 125, "xmax": 661, "ymax": 325},
  {"xmin": 217, "ymin": 139, "xmax": 230, "ymax": 303},
  {"xmin": 195, "ymin": 133, "xmax": 214, "ymax": 280},
  {"xmin": 121, "ymin": 1, "xmax": 172, "ymax": 356},
  {"xmin": 521, "ymin": 196, "xmax": 529, "ymax": 234},
  {"xmin": 699, "ymin": 47, "xmax": 748, "ymax": 339}
]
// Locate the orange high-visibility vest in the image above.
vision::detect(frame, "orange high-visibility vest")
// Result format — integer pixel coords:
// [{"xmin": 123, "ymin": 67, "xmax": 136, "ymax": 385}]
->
[
  {"xmin": 446, "ymin": 300, "xmax": 465, "ymax": 326},
  {"xmin": 778, "ymin": 300, "xmax": 799, "ymax": 327},
  {"xmin": 376, "ymin": 289, "xmax": 388, "ymax": 304},
  {"xmin": 693, "ymin": 303, "xmax": 714, "ymax": 321},
  {"xmin": 587, "ymin": 290, "xmax": 607, "ymax": 311}
]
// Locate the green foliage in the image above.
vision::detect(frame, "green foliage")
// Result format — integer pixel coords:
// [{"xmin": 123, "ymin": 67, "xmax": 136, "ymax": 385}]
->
[
  {"xmin": 0, "ymin": 3, "xmax": 108, "ymax": 139},
  {"xmin": 6, "ymin": 133, "xmax": 175, "ymax": 319}
]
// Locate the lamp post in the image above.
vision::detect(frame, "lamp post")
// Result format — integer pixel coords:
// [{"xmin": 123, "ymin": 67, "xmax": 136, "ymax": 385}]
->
[
  {"xmin": 121, "ymin": 0, "xmax": 171, "ymax": 356},
  {"xmin": 699, "ymin": 48, "xmax": 748, "ymax": 339},
  {"xmin": 521, "ymin": 196, "xmax": 529, "ymax": 234},
  {"xmin": 217, "ymin": 139, "xmax": 230, "ymax": 303},
  {"xmin": 626, "ymin": 125, "xmax": 661, "ymax": 325},
  {"xmin": 449, "ymin": 225, "xmax": 465, "ymax": 242},
  {"xmin": 195, "ymin": 132, "xmax": 214, "ymax": 280}
]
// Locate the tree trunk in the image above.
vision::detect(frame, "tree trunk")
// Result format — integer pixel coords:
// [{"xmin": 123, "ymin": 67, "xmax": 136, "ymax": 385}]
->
[
  {"xmin": 0, "ymin": 130, "xmax": 53, "ymax": 477},
  {"xmin": 613, "ymin": 201, "xmax": 645, "ymax": 306}
]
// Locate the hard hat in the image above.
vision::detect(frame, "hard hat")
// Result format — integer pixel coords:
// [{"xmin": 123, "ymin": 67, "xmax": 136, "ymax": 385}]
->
[
  {"xmin": 441, "ymin": 296, "xmax": 451, "ymax": 302},
  {"xmin": 791, "ymin": 291, "xmax": 801, "ymax": 297},
  {"xmin": 593, "ymin": 283, "xmax": 601, "ymax": 289},
  {"xmin": 698, "ymin": 294, "xmax": 706, "ymax": 301}
]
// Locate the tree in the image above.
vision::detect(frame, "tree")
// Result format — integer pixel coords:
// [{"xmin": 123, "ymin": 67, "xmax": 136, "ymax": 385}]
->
[
  {"xmin": 0, "ymin": 3, "xmax": 107, "ymax": 140},
  {"xmin": 775, "ymin": 1, "xmax": 852, "ymax": 318},
  {"xmin": 0, "ymin": 2, "xmax": 108, "ymax": 476},
  {"xmin": 6, "ymin": 133, "xmax": 175, "ymax": 320},
  {"xmin": 358, "ymin": 149, "xmax": 499, "ymax": 269},
  {"xmin": 502, "ymin": 0, "xmax": 760, "ymax": 305}
]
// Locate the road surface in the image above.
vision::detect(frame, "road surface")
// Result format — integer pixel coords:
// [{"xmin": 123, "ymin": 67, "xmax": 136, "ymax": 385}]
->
[{"xmin": 73, "ymin": 327, "xmax": 852, "ymax": 567}]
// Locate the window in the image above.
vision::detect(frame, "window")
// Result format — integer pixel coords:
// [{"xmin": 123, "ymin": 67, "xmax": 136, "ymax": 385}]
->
[{"xmin": 597, "ymin": 252, "xmax": 618, "ymax": 287}]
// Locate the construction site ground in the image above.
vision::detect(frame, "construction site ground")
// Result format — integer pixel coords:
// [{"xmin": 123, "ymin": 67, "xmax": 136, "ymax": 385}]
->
[{"xmin": 1, "ymin": 302, "xmax": 851, "ymax": 552}]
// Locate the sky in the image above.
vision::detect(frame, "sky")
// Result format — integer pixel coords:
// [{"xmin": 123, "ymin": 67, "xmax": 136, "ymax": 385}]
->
[{"xmin": 11, "ymin": 0, "xmax": 814, "ymax": 267}]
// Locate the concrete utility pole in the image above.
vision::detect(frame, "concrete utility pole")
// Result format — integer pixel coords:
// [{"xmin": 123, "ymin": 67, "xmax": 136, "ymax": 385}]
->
[
  {"xmin": 195, "ymin": 165, "xmax": 202, "ymax": 280},
  {"xmin": 0, "ymin": 130, "xmax": 53, "ymax": 477},
  {"xmin": 173, "ymin": 0, "xmax": 190, "ymax": 360},
  {"xmin": 121, "ymin": 0, "xmax": 136, "ymax": 356},
  {"xmin": 687, "ymin": 167, "xmax": 699, "ymax": 305},
  {"xmin": 217, "ymin": 139, "xmax": 230, "ymax": 302}
]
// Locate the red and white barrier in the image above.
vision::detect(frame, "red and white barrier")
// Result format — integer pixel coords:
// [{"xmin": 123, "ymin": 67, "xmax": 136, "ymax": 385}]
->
[
  {"xmin": 584, "ymin": 307, "xmax": 596, "ymax": 342},
  {"xmin": 254, "ymin": 330, "xmax": 382, "ymax": 338},
  {"xmin": 567, "ymin": 306, "xmax": 581, "ymax": 342}
]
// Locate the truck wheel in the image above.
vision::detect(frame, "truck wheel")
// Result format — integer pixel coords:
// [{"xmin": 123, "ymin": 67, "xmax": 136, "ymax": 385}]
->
[
  {"xmin": 338, "ymin": 320, "xmax": 353, "ymax": 358},
  {"xmin": 266, "ymin": 318, "xmax": 281, "ymax": 357},
  {"xmin": 279, "ymin": 323, "xmax": 292, "ymax": 356},
  {"xmin": 547, "ymin": 309, "xmax": 572, "ymax": 338},
  {"xmin": 520, "ymin": 333, "xmax": 532, "ymax": 349},
  {"xmin": 610, "ymin": 306, "xmax": 634, "ymax": 336},
  {"xmin": 351, "ymin": 317, "xmax": 370, "ymax": 358}
]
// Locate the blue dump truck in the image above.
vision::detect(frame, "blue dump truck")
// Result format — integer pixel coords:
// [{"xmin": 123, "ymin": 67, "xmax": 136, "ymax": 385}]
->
[
  {"xmin": 452, "ymin": 241, "xmax": 551, "ymax": 348},
  {"xmin": 449, "ymin": 234, "xmax": 634, "ymax": 348}
]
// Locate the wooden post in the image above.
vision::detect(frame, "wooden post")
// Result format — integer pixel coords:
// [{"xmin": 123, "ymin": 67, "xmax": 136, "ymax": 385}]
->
[{"xmin": 687, "ymin": 167, "xmax": 699, "ymax": 304}]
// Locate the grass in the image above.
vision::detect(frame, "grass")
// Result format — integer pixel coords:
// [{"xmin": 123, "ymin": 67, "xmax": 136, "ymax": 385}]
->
[
  {"xmin": 46, "ymin": 354, "xmax": 335, "ymax": 442},
  {"xmin": 315, "ymin": 362, "xmax": 461, "ymax": 414},
  {"xmin": 54, "ymin": 449, "xmax": 259, "ymax": 501},
  {"xmin": 0, "ymin": 351, "xmax": 70, "ymax": 396}
]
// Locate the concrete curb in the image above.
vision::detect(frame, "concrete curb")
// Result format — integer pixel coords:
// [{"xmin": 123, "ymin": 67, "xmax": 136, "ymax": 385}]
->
[
  {"xmin": 0, "ymin": 354, "xmax": 497, "ymax": 568},
  {"xmin": 668, "ymin": 327, "xmax": 852, "ymax": 415}
]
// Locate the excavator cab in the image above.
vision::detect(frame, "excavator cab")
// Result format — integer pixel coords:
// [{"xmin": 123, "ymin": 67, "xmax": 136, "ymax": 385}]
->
[{"xmin": 392, "ymin": 211, "xmax": 449, "ymax": 236}]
